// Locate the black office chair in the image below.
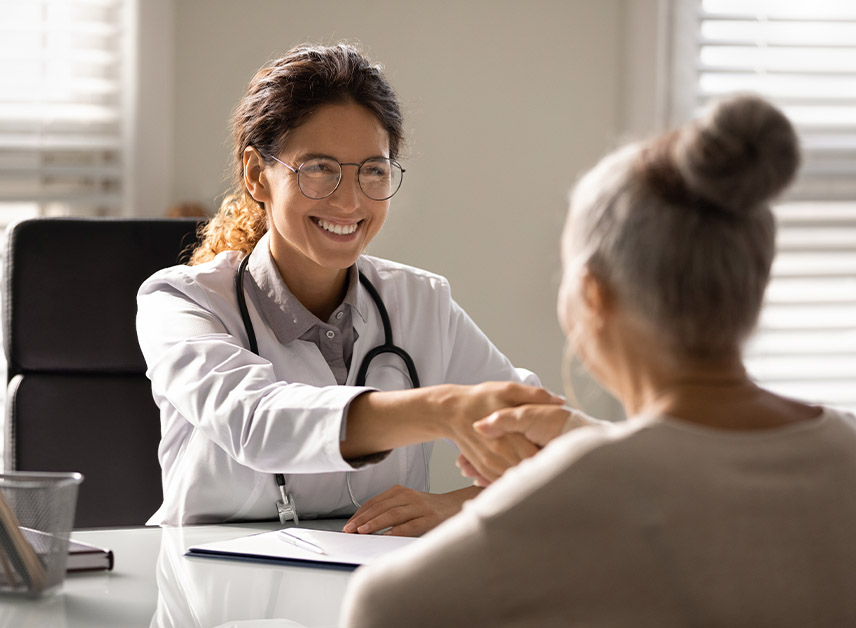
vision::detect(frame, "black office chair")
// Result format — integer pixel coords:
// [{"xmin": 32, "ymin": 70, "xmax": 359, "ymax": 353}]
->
[{"xmin": 2, "ymin": 217, "xmax": 203, "ymax": 528}]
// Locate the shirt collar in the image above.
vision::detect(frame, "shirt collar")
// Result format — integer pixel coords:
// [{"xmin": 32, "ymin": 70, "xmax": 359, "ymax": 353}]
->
[{"xmin": 244, "ymin": 232, "xmax": 365, "ymax": 345}]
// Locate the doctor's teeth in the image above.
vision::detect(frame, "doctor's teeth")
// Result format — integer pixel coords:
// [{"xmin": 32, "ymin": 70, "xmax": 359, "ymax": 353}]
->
[{"xmin": 317, "ymin": 219, "xmax": 358, "ymax": 235}]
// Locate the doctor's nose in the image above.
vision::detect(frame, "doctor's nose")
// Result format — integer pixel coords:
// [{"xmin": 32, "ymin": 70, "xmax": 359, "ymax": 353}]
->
[{"xmin": 328, "ymin": 166, "xmax": 361, "ymax": 212}]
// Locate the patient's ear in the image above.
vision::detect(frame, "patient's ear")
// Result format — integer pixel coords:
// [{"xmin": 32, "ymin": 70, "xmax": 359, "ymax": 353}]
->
[
  {"xmin": 580, "ymin": 268, "xmax": 611, "ymax": 333},
  {"xmin": 244, "ymin": 147, "xmax": 271, "ymax": 204},
  {"xmin": 557, "ymin": 264, "xmax": 611, "ymax": 340}
]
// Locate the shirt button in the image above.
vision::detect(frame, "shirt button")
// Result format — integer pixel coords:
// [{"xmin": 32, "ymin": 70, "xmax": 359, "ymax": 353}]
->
[
  {"xmin": 326, "ymin": 330, "xmax": 335, "ymax": 339},
  {"xmin": 335, "ymin": 311, "xmax": 344, "ymax": 320}
]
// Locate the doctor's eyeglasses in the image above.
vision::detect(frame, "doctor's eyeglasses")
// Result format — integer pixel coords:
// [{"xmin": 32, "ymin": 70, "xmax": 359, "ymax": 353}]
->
[{"xmin": 270, "ymin": 155, "xmax": 405, "ymax": 201}]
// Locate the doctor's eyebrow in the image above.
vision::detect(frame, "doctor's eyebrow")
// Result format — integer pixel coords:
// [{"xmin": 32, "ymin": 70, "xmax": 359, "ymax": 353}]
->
[
  {"xmin": 290, "ymin": 152, "xmax": 333, "ymax": 163},
  {"xmin": 286, "ymin": 151, "xmax": 391, "ymax": 164}
]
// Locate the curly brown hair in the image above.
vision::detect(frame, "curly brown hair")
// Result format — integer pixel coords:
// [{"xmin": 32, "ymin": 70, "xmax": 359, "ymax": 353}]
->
[{"xmin": 190, "ymin": 42, "xmax": 404, "ymax": 265}]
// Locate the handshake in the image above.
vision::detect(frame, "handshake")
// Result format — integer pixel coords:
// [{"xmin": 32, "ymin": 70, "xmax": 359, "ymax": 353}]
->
[
  {"xmin": 342, "ymin": 381, "xmax": 600, "ymax": 537},
  {"xmin": 450, "ymin": 382, "xmax": 598, "ymax": 487}
]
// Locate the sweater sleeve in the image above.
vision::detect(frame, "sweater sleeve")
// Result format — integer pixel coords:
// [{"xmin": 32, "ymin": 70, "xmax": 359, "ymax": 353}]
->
[{"xmin": 341, "ymin": 511, "xmax": 501, "ymax": 628}]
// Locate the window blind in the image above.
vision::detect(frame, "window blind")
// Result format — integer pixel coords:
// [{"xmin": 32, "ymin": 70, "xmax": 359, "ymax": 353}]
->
[
  {"xmin": 669, "ymin": 0, "xmax": 856, "ymax": 412},
  {"xmin": 0, "ymin": 0, "xmax": 127, "ymax": 225}
]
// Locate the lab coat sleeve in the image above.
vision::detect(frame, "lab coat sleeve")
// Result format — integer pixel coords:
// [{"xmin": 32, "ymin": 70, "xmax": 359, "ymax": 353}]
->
[
  {"xmin": 137, "ymin": 269, "xmax": 365, "ymax": 474},
  {"xmin": 436, "ymin": 284, "xmax": 541, "ymax": 389}
]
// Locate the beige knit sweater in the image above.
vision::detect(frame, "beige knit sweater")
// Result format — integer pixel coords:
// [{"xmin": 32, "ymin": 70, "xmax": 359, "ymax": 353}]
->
[{"xmin": 342, "ymin": 407, "xmax": 856, "ymax": 628}]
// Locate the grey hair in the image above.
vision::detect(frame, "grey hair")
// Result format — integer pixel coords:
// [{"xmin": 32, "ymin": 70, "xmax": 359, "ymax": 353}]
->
[{"xmin": 564, "ymin": 94, "xmax": 800, "ymax": 358}]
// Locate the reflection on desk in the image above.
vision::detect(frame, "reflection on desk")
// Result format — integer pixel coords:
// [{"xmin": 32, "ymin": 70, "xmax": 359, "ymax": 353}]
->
[{"xmin": 0, "ymin": 520, "xmax": 354, "ymax": 628}]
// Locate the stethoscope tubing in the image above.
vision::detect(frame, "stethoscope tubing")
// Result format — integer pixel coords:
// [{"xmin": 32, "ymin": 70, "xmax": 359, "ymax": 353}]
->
[
  {"xmin": 236, "ymin": 255, "xmax": 419, "ymax": 387},
  {"xmin": 236, "ymin": 255, "xmax": 260, "ymax": 354},
  {"xmin": 352, "ymin": 271, "xmax": 420, "ymax": 388}
]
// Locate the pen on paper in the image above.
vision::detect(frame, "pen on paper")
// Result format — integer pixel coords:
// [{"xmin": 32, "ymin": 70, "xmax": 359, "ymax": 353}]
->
[{"xmin": 278, "ymin": 530, "xmax": 326, "ymax": 555}]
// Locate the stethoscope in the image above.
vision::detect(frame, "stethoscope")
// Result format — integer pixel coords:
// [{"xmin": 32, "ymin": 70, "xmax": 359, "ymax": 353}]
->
[{"xmin": 235, "ymin": 254, "xmax": 427, "ymax": 524}]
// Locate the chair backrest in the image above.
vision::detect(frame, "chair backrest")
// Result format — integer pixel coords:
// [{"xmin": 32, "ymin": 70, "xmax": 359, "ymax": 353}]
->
[{"xmin": 2, "ymin": 217, "xmax": 202, "ymax": 528}]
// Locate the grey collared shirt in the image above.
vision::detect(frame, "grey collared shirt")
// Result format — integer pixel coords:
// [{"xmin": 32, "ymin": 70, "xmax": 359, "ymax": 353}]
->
[
  {"xmin": 242, "ymin": 243, "xmax": 390, "ymax": 466},
  {"xmin": 244, "ymin": 253, "xmax": 360, "ymax": 386}
]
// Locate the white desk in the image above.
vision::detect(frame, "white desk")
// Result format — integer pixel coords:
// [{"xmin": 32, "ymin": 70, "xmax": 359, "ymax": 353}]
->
[{"xmin": 0, "ymin": 520, "xmax": 354, "ymax": 628}]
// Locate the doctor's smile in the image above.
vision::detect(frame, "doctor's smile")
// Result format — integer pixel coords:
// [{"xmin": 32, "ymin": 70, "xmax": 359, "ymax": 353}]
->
[{"xmin": 312, "ymin": 218, "xmax": 362, "ymax": 237}]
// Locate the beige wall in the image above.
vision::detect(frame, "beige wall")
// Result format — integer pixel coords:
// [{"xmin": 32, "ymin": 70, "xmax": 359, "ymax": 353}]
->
[{"xmin": 166, "ymin": 0, "xmax": 627, "ymax": 491}]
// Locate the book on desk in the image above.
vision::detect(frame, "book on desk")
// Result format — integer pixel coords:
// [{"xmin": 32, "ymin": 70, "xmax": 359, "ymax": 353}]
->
[
  {"xmin": 65, "ymin": 537, "xmax": 114, "ymax": 572},
  {"xmin": 17, "ymin": 527, "xmax": 114, "ymax": 573}
]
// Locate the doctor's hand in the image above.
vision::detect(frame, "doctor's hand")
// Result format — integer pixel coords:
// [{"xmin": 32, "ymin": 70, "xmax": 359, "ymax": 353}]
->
[
  {"xmin": 342, "ymin": 485, "xmax": 480, "ymax": 537},
  {"xmin": 458, "ymin": 404, "xmax": 597, "ymax": 487}
]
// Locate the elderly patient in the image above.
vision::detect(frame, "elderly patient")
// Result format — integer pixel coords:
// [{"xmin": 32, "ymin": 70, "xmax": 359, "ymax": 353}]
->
[{"xmin": 340, "ymin": 94, "xmax": 856, "ymax": 627}]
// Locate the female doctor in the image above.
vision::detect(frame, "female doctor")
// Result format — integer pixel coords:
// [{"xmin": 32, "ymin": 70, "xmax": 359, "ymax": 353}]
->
[{"xmin": 136, "ymin": 42, "xmax": 563, "ymax": 534}]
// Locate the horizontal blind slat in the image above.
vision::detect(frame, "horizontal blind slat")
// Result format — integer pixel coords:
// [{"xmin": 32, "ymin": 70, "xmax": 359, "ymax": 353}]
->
[
  {"xmin": 747, "ymin": 331, "xmax": 856, "ymax": 355},
  {"xmin": 672, "ymin": 2, "xmax": 856, "ymax": 410},
  {"xmin": 0, "ymin": 0, "xmax": 126, "ymax": 225},
  {"xmin": 0, "ymin": 136, "xmax": 121, "ymax": 150},
  {"xmin": 0, "ymin": 165, "xmax": 122, "ymax": 178},
  {"xmin": 700, "ymin": 1, "xmax": 856, "ymax": 21}
]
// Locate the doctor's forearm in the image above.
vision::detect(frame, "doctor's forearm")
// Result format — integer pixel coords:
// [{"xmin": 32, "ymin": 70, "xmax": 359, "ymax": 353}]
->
[
  {"xmin": 341, "ymin": 387, "xmax": 451, "ymax": 460},
  {"xmin": 341, "ymin": 383, "xmax": 518, "ymax": 459},
  {"xmin": 340, "ymin": 382, "xmax": 564, "ymax": 466}
]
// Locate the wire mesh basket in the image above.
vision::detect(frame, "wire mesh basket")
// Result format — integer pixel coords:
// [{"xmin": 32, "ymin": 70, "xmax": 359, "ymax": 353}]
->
[{"xmin": 0, "ymin": 471, "xmax": 83, "ymax": 596}]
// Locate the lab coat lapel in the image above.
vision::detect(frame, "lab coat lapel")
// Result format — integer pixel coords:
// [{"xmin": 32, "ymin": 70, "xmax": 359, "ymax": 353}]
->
[{"xmin": 278, "ymin": 341, "xmax": 338, "ymax": 387}]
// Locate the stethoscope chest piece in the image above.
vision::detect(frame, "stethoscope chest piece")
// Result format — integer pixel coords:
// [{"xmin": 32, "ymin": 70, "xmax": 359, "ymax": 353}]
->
[
  {"xmin": 277, "ymin": 493, "xmax": 299, "ymax": 525},
  {"xmin": 275, "ymin": 455, "xmax": 299, "ymax": 524}
]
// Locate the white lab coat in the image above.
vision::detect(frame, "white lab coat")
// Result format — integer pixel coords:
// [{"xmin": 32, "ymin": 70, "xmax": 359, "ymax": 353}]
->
[{"xmin": 137, "ymin": 235, "xmax": 539, "ymax": 525}]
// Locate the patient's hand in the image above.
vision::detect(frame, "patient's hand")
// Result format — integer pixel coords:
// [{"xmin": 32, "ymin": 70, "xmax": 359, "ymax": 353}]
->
[
  {"xmin": 458, "ymin": 404, "xmax": 597, "ymax": 486},
  {"xmin": 342, "ymin": 485, "xmax": 481, "ymax": 537},
  {"xmin": 475, "ymin": 404, "xmax": 593, "ymax": 446}
]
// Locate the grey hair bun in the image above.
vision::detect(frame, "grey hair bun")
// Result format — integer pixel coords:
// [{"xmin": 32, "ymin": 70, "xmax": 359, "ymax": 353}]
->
[{"xmin": 672, "ymin": 94, "xmax": 801, "ymax": 213}]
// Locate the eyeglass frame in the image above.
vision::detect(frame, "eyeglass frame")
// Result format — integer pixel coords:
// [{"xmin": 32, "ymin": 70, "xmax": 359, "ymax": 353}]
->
[{"xmin": 269, "ymin": 154, "xmax": 406, "ymax": 201}]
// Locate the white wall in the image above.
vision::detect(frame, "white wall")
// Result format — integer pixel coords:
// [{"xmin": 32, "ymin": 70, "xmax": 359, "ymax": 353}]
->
[
  {"xmin": 161, "ymin": 0, "xmax": 628, "ymax": 491},
  {"xmin": 128, "ymin": 0, "xmax": 174, "ymax": 219}
]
